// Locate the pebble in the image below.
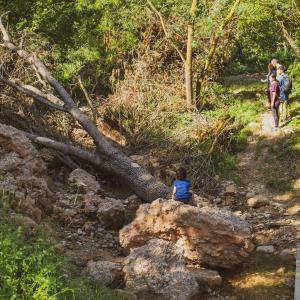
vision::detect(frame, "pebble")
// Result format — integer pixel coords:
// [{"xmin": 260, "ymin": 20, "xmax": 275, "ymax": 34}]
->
[
  {"xmin": 279, "ymin": 249, "xmax": 294, "ymax": 260},
  {"xmin": 247, "ymin": 196, "xmax": 269, "ymax": 208},
  {"xmin": 214, "ymin": 198, "xmax": 222, "ymax": 204},
  {"xmin": 285, "ymin": 277, "xmax": 295, "ymax": 288},
  {"xmin": 256, "ymin": 245, "xmax": 275, "ymax": 254}
]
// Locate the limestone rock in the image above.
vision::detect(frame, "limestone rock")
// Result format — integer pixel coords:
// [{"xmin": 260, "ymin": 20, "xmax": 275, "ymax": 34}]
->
[
  {"xmin": 123, "ymin": 238, "xmax": 199, "ymax": 300},
  {"xmin": 247, "ymin": 195, "xmax": 269, "ymax": 208},
  {"xmin": 97, "ymin": 197, "xmax": 125, "ymax": 229},
  {"xmin": 119, "ymin": 199, "xmax": 253, "ymax": 268},
  {"xmin": 256, "ymin": 245, "xmax": 275, "ymax": 254},
  {"xmin": 0, "ymin": 123, "xmax": 53, "ymax": 220},
  {"xmin": 86, "ymin": 260, "xmax": 122, "ymax": 286},
  {"xmin": 188, "ymin": 268, "xmax": 222, "ymax": 288},
  {"xmin": 68, "ymin": 168, "xmax": 100, "ymax": 194}
]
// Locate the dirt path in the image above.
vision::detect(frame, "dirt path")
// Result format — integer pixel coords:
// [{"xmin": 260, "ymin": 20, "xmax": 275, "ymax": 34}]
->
[{"xmin": 217, "ymin": 108, "xmax": 299, "ymax": 299}]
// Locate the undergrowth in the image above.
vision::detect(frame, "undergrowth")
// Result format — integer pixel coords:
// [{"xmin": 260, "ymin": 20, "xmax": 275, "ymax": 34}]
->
[{"xmin": 104, "ymin": 75, "xmax": 264, "ymax": 192}]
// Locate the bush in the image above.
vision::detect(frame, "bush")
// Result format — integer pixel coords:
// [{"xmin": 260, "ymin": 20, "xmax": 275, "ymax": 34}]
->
[{"xmin": 0, "ymin": 218, "xmax": 67, "ymax": 300}]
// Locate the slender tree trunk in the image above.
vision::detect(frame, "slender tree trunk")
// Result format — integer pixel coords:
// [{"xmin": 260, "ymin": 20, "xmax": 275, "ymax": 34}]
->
[
  {"xmin": 185, "ymin": 0, "xmax": 198, "ymax": 108},
  {"xmin": 184, "ymin": 62, "xmax": 193, "ymax": 108},
  {"xmin": 278, "ymin": 21, "xmax": 300, "ymax": 58}
]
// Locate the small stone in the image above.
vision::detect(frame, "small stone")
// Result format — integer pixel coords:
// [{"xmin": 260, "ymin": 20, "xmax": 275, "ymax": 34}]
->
[
  {"xmin": 247, "ymin": 196, "xmax": 269, "ymax": 208},
  {"xmin": 256, "ymin": 245, "xmax": 275, "ymax": 254},
  {"xmin": 214, "ymin": 198, "xmax": 222, "ymax": 205},
  {"xmin": 276, "ymin": 267, "xmax": 285, "ymax": 274},
  {"xmin": 77, "ymin": 229, "xmax": 83, "ymax": 235},
  {"xmin": 225, "ymin": 184, "xmax": 238, "ymax": 195},
  {"xmin": 188, "ymin": 268, "xmax": 222, "ymax": 288},
  {"xmin": 233, "ymin": 211, "xmax": 243, "ymax": 217},
  {"xmin": 279, "ymin": 249, "xmax": 294, "ymax": 260},
  {"xmin": 285, "ymin": 277, "xmax": 294, "ymax": 288}
]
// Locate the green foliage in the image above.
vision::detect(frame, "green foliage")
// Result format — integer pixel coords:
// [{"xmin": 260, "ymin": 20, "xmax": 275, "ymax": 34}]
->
[{"xmin": 0, "ymin": 219, "xmax": 66, "ymax": 299}]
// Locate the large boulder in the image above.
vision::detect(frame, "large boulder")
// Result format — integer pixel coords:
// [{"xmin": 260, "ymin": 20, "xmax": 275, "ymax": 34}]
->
[
  {"xmin": 123, "ymin": 238, "xmax": 199, "ymax": 300},
  {"xmin": 119, "ymin": 199, "xmax": 253, "ymax": 268}
]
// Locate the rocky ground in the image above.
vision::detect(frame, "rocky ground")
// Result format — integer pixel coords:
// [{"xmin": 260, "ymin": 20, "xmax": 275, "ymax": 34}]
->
[{"xmin": 0, "ymin": 102, "xmax": 298, "ymax": 299}]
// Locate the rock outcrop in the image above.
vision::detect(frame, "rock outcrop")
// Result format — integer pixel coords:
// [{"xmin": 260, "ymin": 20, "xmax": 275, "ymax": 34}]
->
[
  {"xmin": 120, "ymin": 199, "xmax": 253, "ymax": 268},
  {"xmin": 0, "ymin": 123, "xmax": 53, "ymax": 222},
  {"xmin": 123, "ymin": 238, "xmax": 199, "ymax": 300}
]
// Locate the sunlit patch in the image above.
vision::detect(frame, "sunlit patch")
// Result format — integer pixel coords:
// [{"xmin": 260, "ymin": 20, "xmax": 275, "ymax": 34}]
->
[{"xmin": 230, "ymin": 273, "xmax": 285, "ymax": 289}]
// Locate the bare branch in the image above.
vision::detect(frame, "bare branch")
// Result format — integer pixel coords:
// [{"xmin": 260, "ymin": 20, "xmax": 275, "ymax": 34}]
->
[
  {"xmin": 0, "ymin": 75, "xmax": 67, "ymax": 112},
  {"xmin": 24, "ymin": 131, "xmax": 103, "ymax": 167}
]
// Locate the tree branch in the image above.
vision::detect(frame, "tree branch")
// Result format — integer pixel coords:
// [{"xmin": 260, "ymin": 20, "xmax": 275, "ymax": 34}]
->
[
  {"xmin": 0, "ymin": 75, "xmax": 67, "ymax": 112},
  {"xmin": 278, "ymin": 21, "xmax": 300, "ymax": 58},
  {"xmin": 24, "ymin": 131, "xmax": 103, "ymax": 166}
]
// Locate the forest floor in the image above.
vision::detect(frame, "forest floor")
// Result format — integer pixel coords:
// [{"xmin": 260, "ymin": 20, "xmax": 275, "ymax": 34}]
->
[{"xmin": 201, "ymin": 76, "xmax": 300, "ymax": 300}]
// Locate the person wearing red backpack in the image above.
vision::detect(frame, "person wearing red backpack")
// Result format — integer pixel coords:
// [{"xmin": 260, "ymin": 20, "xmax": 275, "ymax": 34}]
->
[{"xmin": 277, "ymin": 65, "xmax": 292, "ymax": 122}]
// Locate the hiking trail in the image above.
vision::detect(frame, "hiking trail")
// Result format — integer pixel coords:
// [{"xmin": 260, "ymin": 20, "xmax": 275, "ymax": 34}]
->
[{"xmin": 216, "ymin": 81, "xmax": 299, "ymax": 299}]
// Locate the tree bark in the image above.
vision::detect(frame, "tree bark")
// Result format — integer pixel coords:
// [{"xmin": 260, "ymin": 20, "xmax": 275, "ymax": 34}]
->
[
  {"xmin": 147, "ymin": 0, "xmax": 197, "ymax": 108},
  {"xmin": 185, "ymin": 0, "xmax": 198, "ymax": 108},
  {"xmin": 0, "ymin": 17, "xmax": 171, "ymax": 202}
]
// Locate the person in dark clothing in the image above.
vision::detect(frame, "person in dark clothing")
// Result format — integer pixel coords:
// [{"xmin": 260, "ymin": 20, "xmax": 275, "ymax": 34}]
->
[
  {"xmin": 172, "ymin": 167, "xmax": 192, "ymax": 203},
  {"xmin": 269, "ymin": 73, "xmax": 280, "ymax": 130}
]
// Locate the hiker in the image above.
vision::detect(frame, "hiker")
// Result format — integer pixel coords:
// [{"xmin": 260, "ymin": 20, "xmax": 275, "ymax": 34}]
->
[
  {"xmin": 269, "ymin": 73, "xmax": 281, "ymax": 130},
  {"xmin": 271, "ymin": 58, "xmax": 283, "ymax": 79},
  {"xmin": 171, "ymin": 167, "xmax": 192, "ymax": 203},
  {"xmin": 277, "ymin": 65, "xmax": 292, "ymax": 122},
  {"xmin": 261, "ymin": 63, "xmax": 276, "ymax": 107}
]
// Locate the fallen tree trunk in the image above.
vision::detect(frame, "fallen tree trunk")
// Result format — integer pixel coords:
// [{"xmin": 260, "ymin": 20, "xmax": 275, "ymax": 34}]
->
[{"xmin": 0, "ymin": 16, "xmax": 171, "ymax": 201}]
